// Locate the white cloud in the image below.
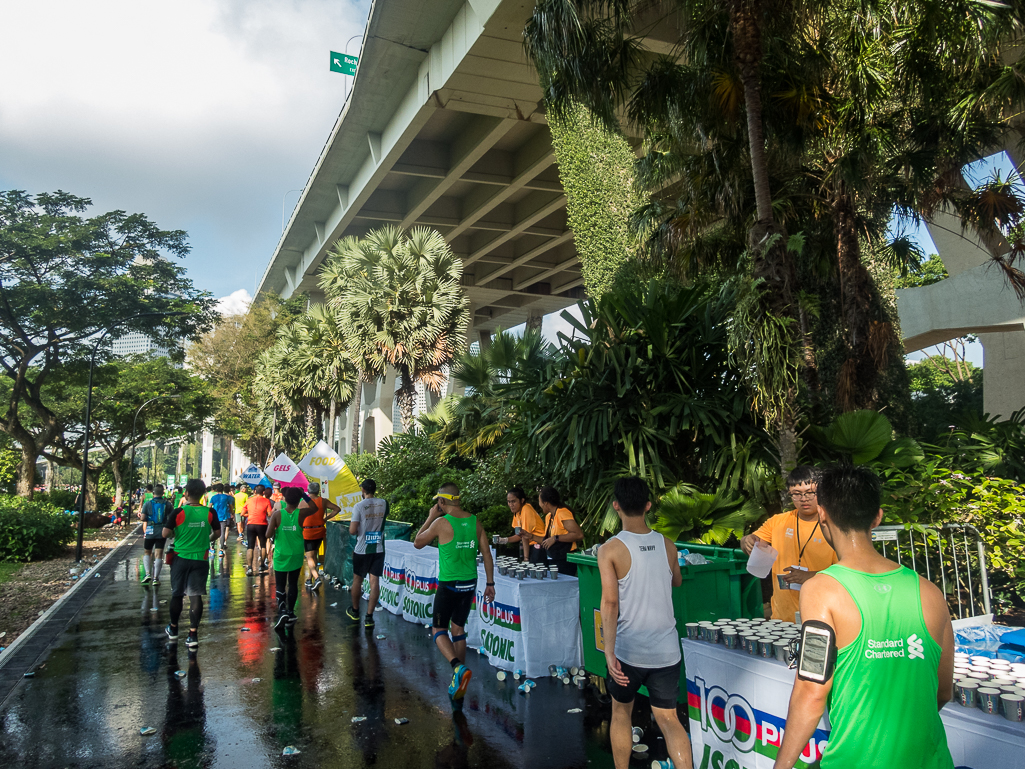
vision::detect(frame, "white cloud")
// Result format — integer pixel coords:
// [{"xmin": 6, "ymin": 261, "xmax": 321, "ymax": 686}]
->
[
  {"xmin": 216, "ymin": 288, "xmax": 253, "ymax": 316},
  {"xmin": 0, "ymin": 0, "xmax": 368, "ymax": 296}
]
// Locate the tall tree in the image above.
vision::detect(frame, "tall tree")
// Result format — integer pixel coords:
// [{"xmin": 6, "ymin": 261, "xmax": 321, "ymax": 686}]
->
[
  {"xmin": 187, "ymin": 294, "xmax": 307, "ymax": 463},
  {"xmin": 319, "ymin": 226, "xmax": 469, "ymax": 431},
  {"xmin": 0, "ymin": 190, "xmax": 215, "ymax": 496}
]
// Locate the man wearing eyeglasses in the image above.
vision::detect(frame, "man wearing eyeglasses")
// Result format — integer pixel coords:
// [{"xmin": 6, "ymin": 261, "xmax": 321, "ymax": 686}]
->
[{"xmin": 741, "ymin": 465, "xmax": 837, "ymax": 622}]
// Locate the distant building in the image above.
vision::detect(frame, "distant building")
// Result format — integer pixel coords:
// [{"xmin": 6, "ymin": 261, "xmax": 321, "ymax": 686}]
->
[{"xmin": 111, "ymin": 331, "xmax": 177, "ymax": 361}]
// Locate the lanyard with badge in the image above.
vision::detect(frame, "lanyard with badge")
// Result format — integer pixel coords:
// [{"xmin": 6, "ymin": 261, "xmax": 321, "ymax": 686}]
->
[{"xmin": 781, "ymin": 513, "xmax": 818, "ymax": 590}]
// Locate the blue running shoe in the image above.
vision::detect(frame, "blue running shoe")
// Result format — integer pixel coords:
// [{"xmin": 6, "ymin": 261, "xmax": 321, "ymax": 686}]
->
[{"xmin": 448, "ymin": 663, "xmax": 472, "ymax": 700}]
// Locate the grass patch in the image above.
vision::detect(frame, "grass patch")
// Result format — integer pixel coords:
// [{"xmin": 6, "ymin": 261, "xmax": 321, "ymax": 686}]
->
[{"xmin": 0, "ymin": 562, "xmax": 24, "ymax": 584}]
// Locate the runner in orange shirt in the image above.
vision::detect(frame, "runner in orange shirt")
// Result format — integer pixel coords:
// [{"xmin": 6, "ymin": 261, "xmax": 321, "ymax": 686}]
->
[{"xmin": 301, "ymin": 481, "xmax": 340, "ymax": 592}]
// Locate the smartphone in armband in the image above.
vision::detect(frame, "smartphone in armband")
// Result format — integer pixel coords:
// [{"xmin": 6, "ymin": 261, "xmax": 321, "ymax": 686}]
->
[{"xmin": 797, "ymin": 620, "xmax": 837, "ymax": 684}]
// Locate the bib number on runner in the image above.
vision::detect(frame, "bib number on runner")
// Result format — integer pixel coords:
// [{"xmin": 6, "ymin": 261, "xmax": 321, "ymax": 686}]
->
[{"xmin": 365, "ymin": 531, "xmax": 382, "ymax": 545}]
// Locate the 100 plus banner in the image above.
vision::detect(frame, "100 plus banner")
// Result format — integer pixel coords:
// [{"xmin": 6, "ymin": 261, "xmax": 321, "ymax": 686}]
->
[{"xmin": 402, "ymin": 549, "xmax": 439, "ymax": 625}]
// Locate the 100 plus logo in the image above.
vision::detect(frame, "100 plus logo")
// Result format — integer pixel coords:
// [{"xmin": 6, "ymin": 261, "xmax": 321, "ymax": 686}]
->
[{"xmin": 689, "ymin": 677, "xmax": 827, "ymax": 766}]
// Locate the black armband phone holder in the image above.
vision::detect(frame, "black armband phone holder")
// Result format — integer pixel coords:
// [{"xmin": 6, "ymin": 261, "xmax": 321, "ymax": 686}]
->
[{"xmin": 796, "ymin": 619, "xmax": 838, "ymax": 684}]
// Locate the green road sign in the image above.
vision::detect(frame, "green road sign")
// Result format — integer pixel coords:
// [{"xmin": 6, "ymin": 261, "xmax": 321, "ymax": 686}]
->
[{"xmin": 330, "ymin": 52, "xmax": 359, "ymax": 76}]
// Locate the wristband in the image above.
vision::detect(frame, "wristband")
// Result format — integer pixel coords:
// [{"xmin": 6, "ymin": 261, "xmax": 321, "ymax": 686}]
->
[{"xmin": 486, "ymin": 582, "xmax": 495, "ymax": 586}]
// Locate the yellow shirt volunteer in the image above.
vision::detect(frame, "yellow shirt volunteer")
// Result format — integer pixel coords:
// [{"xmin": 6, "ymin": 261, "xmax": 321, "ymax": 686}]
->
[
  {"xmin": 513, "ymin": 503, "xmax": 546, "ymax": 543},
  {"xmin": 752, "ymin": 510, "xmax": 837, "ymax": 622},
  {"xmin": 544, "ymin": 506, "xmax": 579, "ymax": 552}
]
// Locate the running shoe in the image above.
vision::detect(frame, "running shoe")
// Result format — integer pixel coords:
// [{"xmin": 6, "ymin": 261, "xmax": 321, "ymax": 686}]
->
[
  {"xmin": 141, "ymin": 575, "xmax": 152, "ymax": 585},
  {"xmin": 245, "ymin": 567, "xmax": 253, "ymax": 576},
  {"xmin": 164, "ymin": 624, "xmax": 178, "ymax": 641},
  {"xmin": 286, "ymin": 614, "xmax": 297, "ymax": 626},
  {"xmin": 218, "ymin": 549, "xmax": 225, "ymax": 557},
  {"xmin": 152, "ymin": 577, "xmax": 160, "ymax": 585},
  {"xmin": 449, "ymin": 663, "xmax": 472, "ymax": 701},
  {"xmin": 259, "ymin": 566, "xmax": 268, "ymax": 575},
  {"xmin": 186, "ymin": 631, "xmax": 198, "ymax": 650},
  {"xmin": 312, "ymin": 578, "xmax": 322, "ymax": 591},
  {"xmin": 364, "ymin": 614, "xmax": 375, "ymax": 629},
  {"xmin": 208, "ymin": 548, "xmax": 215, "ymax": 557},
  {"xmin": 304, "ymin": 579, "xmax": 313, "ymax": 590},
  {"xmin": 345, "ymin": 606, "xmax": 360, "ymax": 621},
  {"xmin": 274, "ymin": 613, "xmax": 289, "ymax": 631}
]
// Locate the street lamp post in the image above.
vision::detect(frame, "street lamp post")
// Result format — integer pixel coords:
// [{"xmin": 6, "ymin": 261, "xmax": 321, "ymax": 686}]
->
[
  {"xmin": 75, "ymin": 312, "xmax": 185, "ymax": 562},
  {"xmin": 126, "ymin": 394, "xmax": 182, "ymax": 527}
]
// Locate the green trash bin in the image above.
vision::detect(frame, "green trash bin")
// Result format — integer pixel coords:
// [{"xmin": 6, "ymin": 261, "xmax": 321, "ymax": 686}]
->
[
  {"xmin": 323, "ymin": 518, "xmax": 413, "ymax": 586},
  {"xmin": 569, "ymin": 541, "xmax": 763, "ymax": 702}
]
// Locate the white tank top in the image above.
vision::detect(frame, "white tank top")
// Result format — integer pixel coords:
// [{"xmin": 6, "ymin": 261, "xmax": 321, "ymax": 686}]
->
[{"xmin": 611, "ymin": 530, "xmax": 681, "ymax": 668}]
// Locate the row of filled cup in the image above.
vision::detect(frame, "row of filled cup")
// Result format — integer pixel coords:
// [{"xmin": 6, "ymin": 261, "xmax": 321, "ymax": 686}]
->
[
  {"xmin": 685, "ymin": 619, "xmax": 800, "ymax": 663},
  {"xmin": 954, "ymin": 680, "xmax": 1024, "ymax": 721},
  {"xmin": 495, "ymin": 557, "xmax": 559, "ymax": 580}
]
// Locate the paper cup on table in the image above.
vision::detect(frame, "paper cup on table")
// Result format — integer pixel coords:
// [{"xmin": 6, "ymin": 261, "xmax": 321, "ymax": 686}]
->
[
  {"xmin": 967, "ymin": 672, "xmax": 990, "ymax": 682},
  {"xmin": 722, "ymin": 629, "xmax": 739, "ymax": 649},
  {"xmin": 989, "ymin": 678, "xmax": 1015, "ymax": 687},
  {"xmin": 955, "ymin": 681, "xmax": 980, "ymax": 707},
  {"xmin": 970, "ymin": 656, "xmax": 991, "ymax": 666},
  {"xmin": 773, "ymin": 640, "xmax": 791, "ymax": 663},
  {"xmin": 1001, "ymin": 694, "xmax": 1024, "ymax": 722},
  {"xmin": 685, "ymin": 623, "xmax": 701, "ymax": 640},
  {"xmin": 746, "ymin": 542, "xmax": 778, "ymax": 578},
  {"xmin": 978, "ymin": 688, "xmax": 1002, "ymax": 714},
  {"xmin": 759, "ymin": 638, "xmax": 776, "ymax": 658},
  {"xmin": 999, "ymin": 685, "xmax": 1021, "ymax": 694},
  {"xmin": 743, "ymin": 635, "xmax": 758, "ymax": 655}
]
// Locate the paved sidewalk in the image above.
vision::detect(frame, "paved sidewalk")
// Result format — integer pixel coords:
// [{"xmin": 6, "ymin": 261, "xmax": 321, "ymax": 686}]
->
[{"xmin": 0, "ymin": 539, "xmax": 626, "ymax": 769}]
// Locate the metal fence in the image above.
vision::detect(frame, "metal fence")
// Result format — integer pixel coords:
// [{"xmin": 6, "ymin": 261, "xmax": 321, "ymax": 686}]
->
[{"xmin": 871, "ymin": 524, "xmax": 991, "ymax": 619}]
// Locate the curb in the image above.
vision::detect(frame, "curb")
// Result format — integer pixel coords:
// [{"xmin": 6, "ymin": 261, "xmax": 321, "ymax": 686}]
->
[{"xmin": 0, "ymin": 524, "xmax": 142, "ymax": 670}]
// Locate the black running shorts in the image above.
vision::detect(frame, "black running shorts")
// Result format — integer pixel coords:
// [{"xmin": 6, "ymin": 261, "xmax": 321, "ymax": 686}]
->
[
  {"xmin": 432, "ymin": 580, "xmax": 476, "ymax": 629},
  {"xmin": 352, "ymin": 551, "xmax": 385, "ymax": 578},
  {"xmin": 304, "ymin": 538, "xmax": 324, "ymax": 553},
  {"xmin": 246, "ymin": 524, "xmax": 268, "ymax": 550},
  {"xmin": 144, "ymin": 537, "xmax": 166, "ymax": 551},
  {"xmin": 605, "ymin": 658, "xmax": 681, "ymax": 710},
  {"xmin": 170, "ymin": 556, "xmax": 210, "ymax": 598}
]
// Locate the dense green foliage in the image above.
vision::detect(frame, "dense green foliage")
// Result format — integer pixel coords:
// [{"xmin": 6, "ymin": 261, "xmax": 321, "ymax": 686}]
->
[
  {"xmin": 0, "ymin": 496, "xmax": 74, "ymax": 562},
  {"xmin": 549, "ymin": 104, "xmax": 642, "ymax": 297},
  {"xmin": 0, "ymin": 190, "xmax": 215, "ymax": 496}
]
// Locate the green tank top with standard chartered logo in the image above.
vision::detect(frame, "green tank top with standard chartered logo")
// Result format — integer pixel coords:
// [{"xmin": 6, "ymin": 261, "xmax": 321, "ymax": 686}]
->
[
  {"xmin": 274, "ymin": 507, "xmax": 304, "ymax": 572},
  {"xmin": 439, "ymin": 514, "xmax": 478, "ymax": 582},
  {"xmin": 819, "ymin": 564, "xmax": 953, "ymax": 769},
  {"xmin": 174, "ymin": 505, "xmax": 212, "ymax": 560}
]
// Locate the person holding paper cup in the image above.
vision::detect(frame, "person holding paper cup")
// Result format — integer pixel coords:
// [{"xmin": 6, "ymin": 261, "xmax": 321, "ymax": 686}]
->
[
  {"xmin": 740, "ymin": 466, "xmax": 837, "ymax": 622},
  {"xmin": 495, "ymin": 487, "xmax": 545, "ymax": 562}
]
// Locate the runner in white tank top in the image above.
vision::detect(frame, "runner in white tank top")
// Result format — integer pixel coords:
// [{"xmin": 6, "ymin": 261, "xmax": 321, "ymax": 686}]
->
[{"xmin": 598, "ymin": 477, "xmax": 693, "ymax": 769}]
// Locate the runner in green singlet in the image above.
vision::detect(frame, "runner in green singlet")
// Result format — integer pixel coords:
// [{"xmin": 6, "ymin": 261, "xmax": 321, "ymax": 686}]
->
[
  {"xmin": 773, "ymin": 466, "xmax": 955, "ymax": 769},
  {"xmin": 266, "ymin": 487, "xmax": 315, "ymax": 634},
  {"xmin": 414, "ymin": 482, "xmax": 496, "ymax": 711}
]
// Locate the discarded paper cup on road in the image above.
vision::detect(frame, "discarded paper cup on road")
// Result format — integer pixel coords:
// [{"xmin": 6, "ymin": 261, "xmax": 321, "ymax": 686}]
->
[
  {"xmin": 496, "ymin": 670, "xmax": 507, "ymax": 682},
  {"xmin": 631, "ymin": 726, "xmax": 644, "ymax": 744}
]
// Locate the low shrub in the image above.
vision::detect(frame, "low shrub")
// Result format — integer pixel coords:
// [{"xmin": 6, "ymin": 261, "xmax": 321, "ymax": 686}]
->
[
  {"xmin": 0, "ymin": 495, "xmax": 75, "ymax": 562},
  {"xmin": 34, "ymin": 489, "xmax": 114, "ymax": 513}
]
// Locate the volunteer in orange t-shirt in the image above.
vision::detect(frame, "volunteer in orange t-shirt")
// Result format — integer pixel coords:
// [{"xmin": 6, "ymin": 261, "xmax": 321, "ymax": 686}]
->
[
  {"xmin": 300, "ymin": 481, "xmax": 340, "ymax": 591},
  {"xmin": 243, "ymin": 484, "xmax": 275, "ymax": 577},
  {"xmin": 537, "ymin": 486, "xmax": 584, "ymax": 576},
  {"xmin": 496, "ymin": 486, "xmax": 546, "ymax": 562},
  {"xmin": 740, "ymin": 465, "xmax": 837, "ymax": 622}
]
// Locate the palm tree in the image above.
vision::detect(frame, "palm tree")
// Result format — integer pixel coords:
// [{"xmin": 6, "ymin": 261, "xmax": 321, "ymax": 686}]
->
[{"xmin": 318, "ymin": 226, "xmax": 470, "ymax": 432}]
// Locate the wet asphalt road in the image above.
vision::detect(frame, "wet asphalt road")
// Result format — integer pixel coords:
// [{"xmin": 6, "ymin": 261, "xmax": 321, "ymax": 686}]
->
[{"xmin": 0, "ymin": 538, "xmax": 665, "ymax": 769}]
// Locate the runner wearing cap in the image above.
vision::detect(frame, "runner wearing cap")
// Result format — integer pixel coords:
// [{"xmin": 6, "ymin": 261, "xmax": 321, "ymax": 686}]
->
[
  {"xmin": 773, "ymin": 466, "xmax": 954, "ymax": 769},
  {"xmin": 302, "ymin": 482, "xmax": 340, "ymax": 592},
  {"xmin": 139, "ymin": 484, "xmax": 170, "ymax": 585},
  {"xmin": 267, "ymin": 487, "xmax": 315, "ymax": 632},
  {"xmin": 162, "ymin": 478, "xmax": 220, "ymax": 650},
  {"xmin": 347, "ymin": 479, "xmax": 387, "ymax": 627},
  {"xmin": 599, "ymin": 477, "xmax": 692, "ymax": 769},
  {"xmin": 414, "ymin": 482, "xmax": 495, "ymax": 711}
]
